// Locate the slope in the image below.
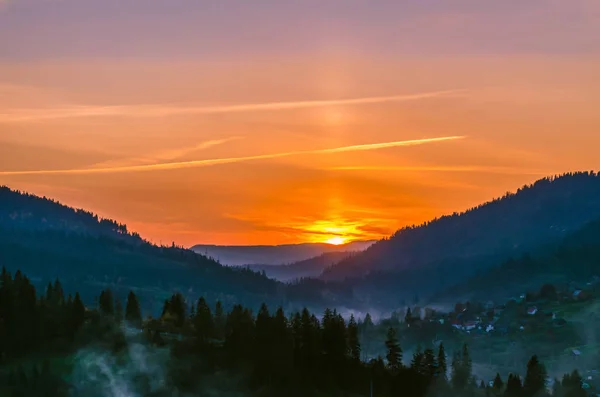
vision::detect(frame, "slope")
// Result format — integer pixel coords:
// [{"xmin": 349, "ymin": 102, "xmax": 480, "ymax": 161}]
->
[
  {"xmin": 247, "ymin": 251, "xmax": 356, "ymax": 282},
  {"xmin": 322, "ymin": 172, "xmax": 600, "ymax": 283},
  {"xmin": 0, "ymin": 186, "xmax": 285, "ymax": 314},
  {"xmin": 432, "ymin": 215, "xmax": 600, "ymax": 304}
]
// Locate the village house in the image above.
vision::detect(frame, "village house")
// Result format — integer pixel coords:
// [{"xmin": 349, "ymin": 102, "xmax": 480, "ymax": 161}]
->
[{"xmin": 527, "ymin": 306, "xmax": 538, "ymax": 315}]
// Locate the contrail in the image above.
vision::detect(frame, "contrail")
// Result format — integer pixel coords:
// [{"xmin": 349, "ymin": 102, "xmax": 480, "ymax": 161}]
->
[
  {"xmin": 0, "ymin": 136, "xmax": 465, "ymax": 176},
  {"xmin": 327, "ymin": 165, "xmax": 550, "ymax": 175},
  {"xmin": 91, "ymin": 136, "xmax": 241, "ymax": 169},
  {"xmin": 0, "ymin": 89, "xmax": 466, "ymax": 122}
]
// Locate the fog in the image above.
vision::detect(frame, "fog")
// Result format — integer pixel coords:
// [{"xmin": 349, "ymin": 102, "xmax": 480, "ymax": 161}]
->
[{"xmin": 70, "ymin": 329, "xmax": 171, "ymax": 397}]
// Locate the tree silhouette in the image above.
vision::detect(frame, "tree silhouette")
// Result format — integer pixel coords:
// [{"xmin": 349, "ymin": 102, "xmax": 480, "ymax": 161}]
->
[
  {"xmin": 385, "ymin": 327, "xmax": 402, "ymax": 372},
  {"xmin": 125, "ymin": 291, "xmax": 142, "ymax": 325},
  {"xmin": 523, "ymin": 355, "xmax": 547, "ymax": 397}
]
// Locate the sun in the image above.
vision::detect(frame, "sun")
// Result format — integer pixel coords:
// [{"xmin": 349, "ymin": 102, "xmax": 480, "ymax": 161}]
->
[{"xmin": 325, "ymin": 236, "xmax": 347, "ymax": 245}]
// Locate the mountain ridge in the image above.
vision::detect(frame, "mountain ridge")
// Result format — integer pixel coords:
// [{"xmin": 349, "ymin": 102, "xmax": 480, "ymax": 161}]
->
[
  {"xmin": 191, "ymin": 240, "xmax": 375, "ymax": 266},
  {"xmin": 322, "ymin": 171, "xmax": 600, "ymax": 283}
]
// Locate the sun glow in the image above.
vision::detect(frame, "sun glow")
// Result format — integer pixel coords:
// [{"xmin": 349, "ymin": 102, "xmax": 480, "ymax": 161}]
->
[{"xmin": 325, "ymin": 236, "xmax": 347, "ymax": 245}]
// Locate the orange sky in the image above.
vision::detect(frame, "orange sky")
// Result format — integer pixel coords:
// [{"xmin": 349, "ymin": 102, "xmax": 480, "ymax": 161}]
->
[
  {"xmin": 1, "ymin": 56, "xmax": 599, "ymax": 246},
  {"xmin": 1, "ymin": 0, "xmax": 599, "ymax": 246}
]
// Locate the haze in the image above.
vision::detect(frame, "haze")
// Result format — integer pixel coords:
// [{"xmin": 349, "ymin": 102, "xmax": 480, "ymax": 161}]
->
[{"xmin": 1, "ymin": 0, "xmax": 599, "ymax": 246}]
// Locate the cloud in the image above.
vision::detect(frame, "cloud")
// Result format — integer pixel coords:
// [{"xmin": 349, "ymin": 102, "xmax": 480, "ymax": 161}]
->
[
  {"xmin": 327, "ymin": 165, "xmax": 550, "ymax": 175},
  {"xmin": 0, "ymin": 136, "xmax": 466, "ymax": 176},
  {"xmin": 91, "ymin": 136, "xmax": 242, "ymax": 168},
  {"xmin": 0, "ymin": 89, "xmax": 466, "ymax": 122}
]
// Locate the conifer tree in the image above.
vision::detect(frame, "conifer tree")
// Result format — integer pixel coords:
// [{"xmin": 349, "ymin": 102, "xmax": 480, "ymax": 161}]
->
[
  {"xmin": 438, "ymin": 343, "xmax": 448, "ymax": 381},
  {"xmin": 523, "ymin": 355, "xmax": 547, "ymax": 397},
  {"xmin": 505, "ymin": 374, "xmax": 523, "ymax": 397},
  {"xmin": 385, "ymin": 327, "xmax": 402, "ymax": 371},
  {"xmin": 125, "ymin": 291, "xmax": 142, "ymax": 325},
  {"xmin": 214, "ymin": 300, "xmax": 225, "ymax": 339},
  {"xmin": 423, "ymin": 348, "xmax": 437, "ymax": 378},
  {"xmin": 71, "ymin": 292, "xmax": 86, "ymax": 333},
  {"xmin": 347, "ymin": 314, "xmax": 361, "ymax": 362},
  {"xmin": 195, "ymin": 297, "xmax": 214, "ymax": 340},
  {"xmin": 98, "ymin": 289, "xmax": 114, "ymax": 315},
  {"xmin": 493, "ymin": 373, "xmax": 505, "ymax": 393}
]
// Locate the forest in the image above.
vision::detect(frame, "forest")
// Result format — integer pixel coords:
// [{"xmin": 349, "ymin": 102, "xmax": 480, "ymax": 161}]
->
[{"xmin": 0, "ymin": 267, "xmax": 590, "ymax": 397}]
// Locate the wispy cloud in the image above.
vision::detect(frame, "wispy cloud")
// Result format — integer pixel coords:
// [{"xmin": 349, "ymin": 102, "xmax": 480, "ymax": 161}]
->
[
  {"xmin": 0, "ymin": 89, "xmax": 466, "ymax": 122},
  {"xmin": 92, "ymin": 136, "xmax": 241, "ymax": 168},
  {"xmin": 327, "ymin": 165, "xmax": 550, "ymax": 175},
  {"xmin": 0, "ymin": 136, "xmax": 466, "ymax": 176}
]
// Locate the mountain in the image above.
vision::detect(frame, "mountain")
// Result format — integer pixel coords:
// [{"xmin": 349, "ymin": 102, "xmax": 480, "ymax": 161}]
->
[
  {"xmin": 0, "ymin": 186, "xmax": 287, "ymax": 314},
  {"xmin": 190, "ymin": 240, "xmax": 374, "ymax": 266},
  {"xmin": 247, "ymin": 251, "xmax": 356, "ymax": 282},
  {"xmin": 315, "ymin": 172, "xmax": 600, "ymax": 307},
  {"xmin": 431, "ymin": 215, "xmax": 600, "ymax": 304}
]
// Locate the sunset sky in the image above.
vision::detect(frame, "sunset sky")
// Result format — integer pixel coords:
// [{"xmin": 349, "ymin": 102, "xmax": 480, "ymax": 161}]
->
[{"xmin": 1, "ymin": 0, "xmax": 599, "ymax": 246}]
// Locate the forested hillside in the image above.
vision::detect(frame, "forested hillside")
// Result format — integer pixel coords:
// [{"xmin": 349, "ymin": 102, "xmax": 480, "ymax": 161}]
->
[
  {"xmin": 433, "ymin": 215, "xmax": 600, "ymax": 303},
  {"xmin": 319, "ymin": 172, "xmax": 600, "ymax": 304},
  {"xmin": 0, "ymin": 187, "xmax": 285, "ymax": 314},
  {"xmin": 248, "ymin": 251, "xmax": 355, "ymax": 281}
]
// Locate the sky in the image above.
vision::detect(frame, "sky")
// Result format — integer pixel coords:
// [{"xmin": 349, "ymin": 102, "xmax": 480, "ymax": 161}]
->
[{"xmin": 1, "ymin": 0, "xmax": 599, "ymax": 246}]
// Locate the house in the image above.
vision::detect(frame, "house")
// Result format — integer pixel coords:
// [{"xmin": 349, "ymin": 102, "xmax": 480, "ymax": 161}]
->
[
  {"xmin": 451, "ymin": 319, "xmax": 461, "ymax": 330},
  {"xmin": 527, "ymin": 306, "xmax": 538, "ymax": 315},
  {"xmin": 463, "ymin": 321, "xmax": 478, "ymax": 331}
]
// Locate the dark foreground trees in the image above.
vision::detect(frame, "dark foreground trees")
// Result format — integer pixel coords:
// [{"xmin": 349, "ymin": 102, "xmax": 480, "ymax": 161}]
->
[{"xmin": 0, "ymin": 267, "xmax": 591, "ymax": 397}]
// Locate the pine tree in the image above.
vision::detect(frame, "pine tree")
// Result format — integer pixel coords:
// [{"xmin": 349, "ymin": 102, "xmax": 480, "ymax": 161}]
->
[
  {"xmin": 523, "ymin": 355, "xmax": 547, "ymax": 397},
  {"xmin": 505, "ymin": 374, "xmax": 523, "ymax": 397},
  {"xmin": 493, "ymin": 373, "xmax": 504, "ymax": 392},
  {"xmin": 423, "ymin": 348, "xmax": 437, "ymax": 379},
  {"xmin": 195, "ymin": 297, "xmax": 214, "ymax": 340},
  {"xmin": 71, "ymin": 292, "xmax": 86, "ymax": 333},
  {"xmin": 214, "ymin": 300, "xmax": 225, "ymax": 339},
  {"xmin": 438, "ymin": 343, "xmax": 448, "ymax": 381},
  {"xmin": 125, "ymin": 291, "xmax": 142, "ymax": 325},
  {"xmin": 347, "ymin": 314, "xmax": 361, "ymax": 361},
  {"xmin": 169, "ymin": 293, "xmax": 186, "ymax": 327},
  {"xmin": 385, "ymin": 327, "xmax": 402, "ymax": 371},
  {"xmin": 98, "ymin": 289, "xmax": 114, "ymax": 315},
  {"xmin": 562, "ymin": 370, "xmax": 585, "ymax": 397},
  {"xmin": 451, "ymin": 344, "xmax": 472, "ymax": 391}
]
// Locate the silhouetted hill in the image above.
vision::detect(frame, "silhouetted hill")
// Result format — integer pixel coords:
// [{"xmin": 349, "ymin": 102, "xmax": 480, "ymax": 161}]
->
[
  {"xmin": 323, "ymin": 172, "xmax": 600, "ymax": 282},
  {"xmin": 191, "ymin": 240, "xmax": 374, "ymax": 266},
  {"xmin": 0, "ymin": 186, "xmax": 287, "ymax": 314},
  {"xmin": 0, "ymin": 186, "xmax": 142, "ymax": 243},
  {"xmin": 310, "ymin": 172, "xmax": 600, "ymax": 309},
  {"xmin": 432, "ymin": 215, "xmax": 600, "ymax": 304},
  {"xmin": 247, "ymin": 251, "xmax": 356, "ymax": 282}
]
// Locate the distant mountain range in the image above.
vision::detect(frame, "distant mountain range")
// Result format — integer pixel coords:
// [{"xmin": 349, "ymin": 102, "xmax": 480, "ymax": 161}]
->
[
  {"xmin": 247, "ymin": 251, "xmax": 356, "ymax": 282},
  {"xmin": 190, "ymin": 240, "xmax": 374, "ymax": 267}
]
